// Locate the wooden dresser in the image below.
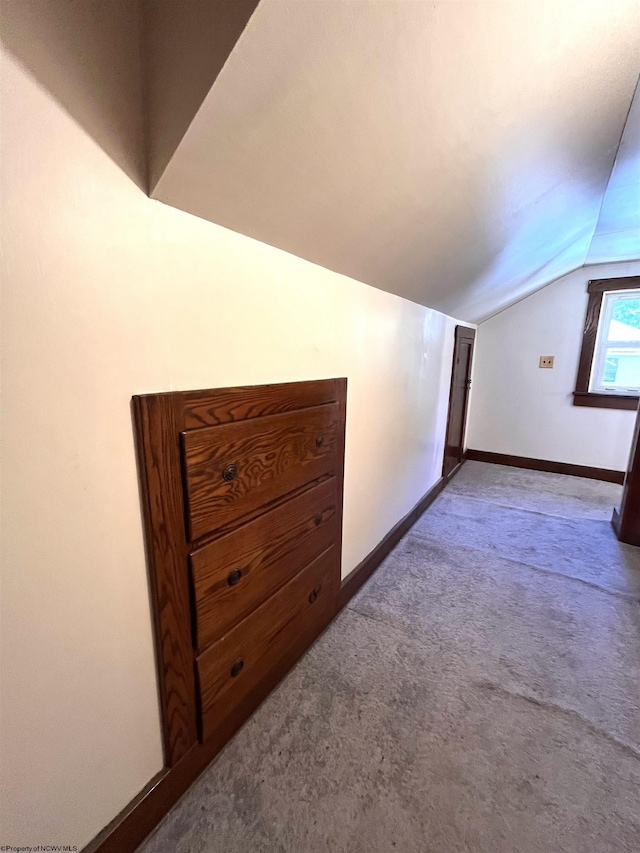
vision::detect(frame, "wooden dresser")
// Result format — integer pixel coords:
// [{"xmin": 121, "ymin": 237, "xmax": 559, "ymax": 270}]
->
[{"xmin": 133, "ymin": 379, "xmax": 346, "ymax": 767}]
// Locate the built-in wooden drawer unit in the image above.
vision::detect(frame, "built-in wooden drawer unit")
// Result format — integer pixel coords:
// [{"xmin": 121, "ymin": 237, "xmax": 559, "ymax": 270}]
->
[
  {"xmin": 196, "ymin": 547, "xmax": 338, "ymax": 741},
  {"xmin": 182, "ymin": 402, "xmax": 341, "ymax": 540},
  {"xmin": 133, "ymin": 379, "xmax": 346, "ymax": 768},
  {"xmin": 190, "ymin": 476, "xmax": 338, "ymax": 650}
]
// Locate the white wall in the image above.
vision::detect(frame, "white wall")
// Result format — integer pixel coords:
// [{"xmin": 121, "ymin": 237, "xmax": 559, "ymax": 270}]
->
[
  {"xmin": 152, "ymin": 0, "xmax": 640, "ymax": 324},
  {"xmin": 0, "ymin": 49, "xmax": 466, "ymax": 849},
  {"xmin": 467, "ymin": 261, "xmax": 640, "ymax": 471}
]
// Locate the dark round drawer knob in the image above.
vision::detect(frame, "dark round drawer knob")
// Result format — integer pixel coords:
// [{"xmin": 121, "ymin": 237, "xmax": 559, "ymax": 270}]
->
[
  {"xmin": 222, "ymin": 462, "xmax": 238, "ymax": 482},
  {"xmin": 230, "ymin": 658, "xmax": 244, "ymax": 678},
  {"xmin": 309, "ymin": 585, "xmax": 321, "ymax": 604},
  {"xmin": 314, "ymin": 513, "xmax": 323, "ymax": 526},
  {"xmin": 227, "ymin": 568, "xmax": 243, "ymax": 586},
  {"xmin": 315, "ymin": 435, "xmax": 324, "ymax": 448}
]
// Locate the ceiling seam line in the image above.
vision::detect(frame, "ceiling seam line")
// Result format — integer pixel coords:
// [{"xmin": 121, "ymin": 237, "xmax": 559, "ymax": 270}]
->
[{"xmin": 585, "ymin": 72, "xmax": 640, "ymax": 260}]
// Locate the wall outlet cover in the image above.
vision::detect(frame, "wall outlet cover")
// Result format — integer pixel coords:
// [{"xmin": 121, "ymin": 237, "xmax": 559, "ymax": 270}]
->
[{"xmin": 539, "ymin": 356, "xmax": 555, "ymax": 368}]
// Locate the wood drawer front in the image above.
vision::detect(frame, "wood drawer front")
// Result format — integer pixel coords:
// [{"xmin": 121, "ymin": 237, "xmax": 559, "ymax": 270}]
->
[
  {"xmin": 182, "ymin": 403, "xmax": 340, "ymax": 540},
  {"xmin": 183, "ymin": 379, "xmax": 341, "ymax": 429},
  {"xmin": 191, "ymin": 477, "xmax": 338, "ymax": 651},
  {"xmin": 196, "ymin": 546, "xmax": 338, "ymax": 742}
]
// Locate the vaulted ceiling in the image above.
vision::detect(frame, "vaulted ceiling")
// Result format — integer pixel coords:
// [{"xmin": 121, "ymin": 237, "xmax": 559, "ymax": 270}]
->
[{"xmin": 145, "ymin": 0, "xmax": 640, "ymax": 323}]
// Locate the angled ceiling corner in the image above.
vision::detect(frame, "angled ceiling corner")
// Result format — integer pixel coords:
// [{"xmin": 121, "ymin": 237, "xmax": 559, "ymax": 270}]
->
[
  {"xmin": 586, "ymin": 75, "xmax": 640, "ymax": 266},
  {"xmin": 143, "ymin": 0, "xmax": 260, "ymax": 193},
  {"xmin": 474, "ymin": 71, "xmax": 640, "ymax": 324},
  {"xmin": 144, "ymin": 1, "xmax": 640, "ymax": 324}
]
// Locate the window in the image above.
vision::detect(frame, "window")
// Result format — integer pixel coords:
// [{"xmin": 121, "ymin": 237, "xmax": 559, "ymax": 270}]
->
[
  {"xmin": 590, "ymin": 290, "xmax": 640, "ymax": 393},
  {"xmin": 574, "ymin": 276, "xmax": 640, "ymax": 410}
]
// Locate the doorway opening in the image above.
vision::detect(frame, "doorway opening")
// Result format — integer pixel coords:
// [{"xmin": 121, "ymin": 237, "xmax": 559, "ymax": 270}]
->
[{"xmin": 443, "ymin": 325, "xmax": 476, "ymax": 480}]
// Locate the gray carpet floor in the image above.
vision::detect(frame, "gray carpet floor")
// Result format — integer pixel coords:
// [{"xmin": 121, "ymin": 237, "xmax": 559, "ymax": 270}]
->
[{"xmin": 136, "ymin": 462, "xmax": 640, "ymax": 853}]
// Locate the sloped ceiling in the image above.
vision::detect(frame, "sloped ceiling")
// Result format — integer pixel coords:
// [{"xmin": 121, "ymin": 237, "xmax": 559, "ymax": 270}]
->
[
  {"xmin": 587, "ymin": 78, "xmax": 640, "ymax": 266},
  {"xmin": 148, "ymin": 0, "xmax": 640, "ymax": 323}
]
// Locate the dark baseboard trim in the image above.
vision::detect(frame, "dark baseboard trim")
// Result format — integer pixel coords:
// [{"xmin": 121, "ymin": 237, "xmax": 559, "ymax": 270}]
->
[
  {"xmin": 443, "ymin": 457, "xmax": 465, "ymax": 484},
  {"xmin": 83, "ymin": 466, "xmax": 457, "ymax": 853},
  {"xmin": 338, "ymin": 474, "xmax": 446, "ymax": 609},
  {"xmin": 466, "ymin": 449, "xmax": 624, "ymax": 485},
  {"xmin": 82, "ymin": 603, "xmax": 334, "ymax": 853}
]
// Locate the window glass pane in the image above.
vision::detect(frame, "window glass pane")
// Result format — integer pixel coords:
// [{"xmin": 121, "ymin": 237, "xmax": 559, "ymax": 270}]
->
[
  {"xmin": 611, "ymin": 296, "xmax": 640, "ymax": 334},
  {"xmin": 591, "ymin": 289, "xmax": 640, "ymax": 393},
  {"xmin": 600, "ymin": 348, "xmax": 640, "ymax": 388}
]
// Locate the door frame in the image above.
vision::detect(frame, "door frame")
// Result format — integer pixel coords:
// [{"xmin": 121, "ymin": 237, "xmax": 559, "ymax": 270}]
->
[
  {"xmin": 443, "ymin": 325, "xmax": 476, "ymax": 481},
  {"xmin": 612, "ymin": 399, "xmax": 640, "ymax": 545}
]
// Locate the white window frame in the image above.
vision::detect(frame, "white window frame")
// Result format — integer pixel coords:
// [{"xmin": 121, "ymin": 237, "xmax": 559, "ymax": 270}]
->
[{"xmin": 590, "ymin": 288, "xmax": 640, "ymax": 395}]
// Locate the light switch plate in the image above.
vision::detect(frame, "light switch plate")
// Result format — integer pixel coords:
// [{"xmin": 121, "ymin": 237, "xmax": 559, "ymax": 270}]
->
[{"xmin": 539, "ymin": 356, "xmax": 554, "ymax": 369}]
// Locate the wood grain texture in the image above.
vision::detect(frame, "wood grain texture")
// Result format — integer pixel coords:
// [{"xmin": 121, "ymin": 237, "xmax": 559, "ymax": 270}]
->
[
  {"xmin": 191, "ymin": 477, "xmax": 338, "ymax": 650},
  {"xmin": 132, "ymin": 395, "xmax": 198, "ymax": 766},
  {"xmin": 586, "ymin": 275, "xmax": 640, "ymax": 294},
  {"xmin": 466, "ymin": 449, "xmax": 625, "ymax": 484},
  {"xmin": 183, "ymin": 378, "xmax": 339, "ymax": 429},
  {"xmin": 330, "ymin": 377, "xmax": 347, "ymax": 606},
  {"xmin": 612, "ymin": 403, "xmax": 640, "ymax": 545},
  {"xmin": 100, "ymin": 379, "xmax": 346, "ymax": 853},
  {"xmin": 82, "ymin": 587, "xmax": 335, "ymax": 853},
  {"xmin": 182, "ymin": 403, "xmax": 340, "ymax": 539},
  {"xmin": 197, "ymin": 546, "xmax": 338, "ymax": 741},
  {"xmin": 575, "ymin": 288, "xmax": 605, "ymax": 398},
  {"xmin": 82, "ymin": 451, "xmax": 443, "ymax": 853}
]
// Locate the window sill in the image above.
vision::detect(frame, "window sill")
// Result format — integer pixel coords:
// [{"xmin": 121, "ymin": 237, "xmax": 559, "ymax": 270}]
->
[{"xmin": 572, "ymin": 391, "xmax": 639, "ymax": 411}]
